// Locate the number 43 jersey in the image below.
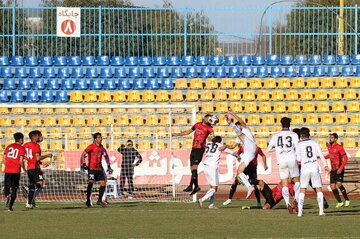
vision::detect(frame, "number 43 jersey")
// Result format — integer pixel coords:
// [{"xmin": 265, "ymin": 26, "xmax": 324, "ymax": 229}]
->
[
  {"xmin": 267, "ymin": 129, "xmax": 299, "ymax": 163},
  {"xmin": 203, "ymin": 142, "xmax": 222, "ymax": 167}
]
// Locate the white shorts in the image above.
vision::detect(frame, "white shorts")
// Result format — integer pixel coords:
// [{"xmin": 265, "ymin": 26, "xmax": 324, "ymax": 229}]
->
[
  {"xmin": 300, "ymin": 171, "xmax": 322, "ymax": 188},
  {"xmin": 239, "ymin": 143, "xmax": 257, "ymax": 167},
  {"xmin": 204, "ymin": 165, "xmax": 219, "ymax": 187},
  {"xmin": 278, "ymin": 159, "xmax": 300, "ymax": 180}
]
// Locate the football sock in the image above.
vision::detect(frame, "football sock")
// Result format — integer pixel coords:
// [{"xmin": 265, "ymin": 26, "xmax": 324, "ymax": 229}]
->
[
  {"xmin": 282, "ymin": 186, "xmax": 290, "ymax": 206},
  {"xmin": 200, "ymin": 188, "xmax": 215, "ymax": 202},
  {"xmin": 229, "ymin": 180, "xmax": 238, "ymax": 199},
  {"xmin": 254, "ymin": 186, "xmax": 261, "ymax": 204},
  {"xmin": 9, "ymin": 187, "xmax": 17, "ymax": 209},
  {"xmin": 298, "ymin": 192, "xmax": 305, "ymax": 215},
  {"xmin": 239, "ymin": 173, "xmax": 251, "ymax": 188},
  {"xmin": 34, "ymin": 187, "xmax": 42, "ymax": 200},
  {"xmin": 191, "ymin": 170, "xmax": 198, "ymax": 188},
  {"xmin": 332, "ymin": 189, "xmax": 342, "ymax": 203},
  {"xmin": 294, "ymin": 182, "xmax": 300, "ymax": 202},
  {"xmin": 260, "ymin": 183, "xmax": 273, "ymax": 203},
  {"xmin": 339, "ymin": 186, "xmax": 349, "ymax": 201},
  {"xmin": 28, "ymin": 184, "xmax": 35, "ymax": 205},
  {"xmin": 209, "ymin": 195, "xmax": 214, "ymax": 205},
  {"xmin": 102, "ymin": 188, "xmax": 107, "ymax": 201},
  {"xmin": 249, "ymin": 178, "xmax": 259, "ymax": 185},
  {"xmin": 86, "ymin": 182, "xmax": 93, "ymax": 201},
  {"xmin": 98, "ymin": 186, "xmax": 106, "ymax": 202},
  {"xmin": 317, "ymin": 191, "xmax": 324, "ymax": 214}
]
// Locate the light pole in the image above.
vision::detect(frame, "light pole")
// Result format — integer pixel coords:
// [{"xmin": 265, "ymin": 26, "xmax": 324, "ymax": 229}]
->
[{"xmin": 339, "ymin": 0, "xmax": 345, "ymax": 55}]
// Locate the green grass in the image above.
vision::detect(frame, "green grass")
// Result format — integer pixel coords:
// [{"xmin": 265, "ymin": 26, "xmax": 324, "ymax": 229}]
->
[{"xmin": 1, "ymin": 199, "xmax": 359, "ymax": 239}]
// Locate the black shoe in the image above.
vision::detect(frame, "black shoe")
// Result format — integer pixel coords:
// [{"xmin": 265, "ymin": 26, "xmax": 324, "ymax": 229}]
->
[
  {"xmin": 190, "ymin": 187, "xmax": 201, "ymax": 195},
  {"xmin": 183, "ymin": 186, "xmax": 193, "ymax": 192},
  {"xmin": 324, "ymin": 200, "xmax": 329, "ymax": 209},
  {"xmin": 86, "ymin": 200, "xmax": 93, "ymax": 208},
  {"xmin": 5, "ymin": 195, "xmax": 11, "ymax": 209},
  {"xmin": 22, "ymin": 186, "xmax": 28, "ymax": 199}
]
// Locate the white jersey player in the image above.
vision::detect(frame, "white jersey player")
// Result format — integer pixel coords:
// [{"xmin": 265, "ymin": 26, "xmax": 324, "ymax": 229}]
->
[
  {"xmin": 267, "ymin": 117, "xmax": 300, "ymax": 213},
  {"xmin": 296, "ymin": 127, "xmax": 329, "ymax": 217}
]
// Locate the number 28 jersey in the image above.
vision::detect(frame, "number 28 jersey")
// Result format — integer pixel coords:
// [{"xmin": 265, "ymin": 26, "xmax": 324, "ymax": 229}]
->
[
  {"xmin": 4, "ymin": 143, "xmax": 26, "ymax": 173},
  {"xmin": 267, "ymin": 130, "xmax": 299, "ymax": 163},
  {"xmin": 203, "ymin": 142, "xmax": 222, "ymax": 167}
]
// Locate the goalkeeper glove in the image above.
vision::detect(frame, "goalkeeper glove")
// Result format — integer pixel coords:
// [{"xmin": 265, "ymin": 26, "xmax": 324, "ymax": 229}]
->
[{"xmin": 107, "ymin": 166, "xmax": 113, "ymax": 174}]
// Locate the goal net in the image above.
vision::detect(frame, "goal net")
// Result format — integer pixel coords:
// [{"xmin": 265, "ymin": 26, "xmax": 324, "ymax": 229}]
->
[{"xmin": 0, "ymin": 104, "xmax": 198, "ymax": 203}]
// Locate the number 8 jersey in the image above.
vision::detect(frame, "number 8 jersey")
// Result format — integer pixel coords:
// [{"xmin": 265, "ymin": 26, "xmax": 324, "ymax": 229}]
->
[
  {"xmin": 267, "ymin": 129, "xmax": 299, "ymax": 163},
  {"xmin": 203, "ymin": 142, "xmax": 222, "ymax": 167},
  {"xmin": 296, "ymin": 139, "xmax": 326, "ymax": 173}
]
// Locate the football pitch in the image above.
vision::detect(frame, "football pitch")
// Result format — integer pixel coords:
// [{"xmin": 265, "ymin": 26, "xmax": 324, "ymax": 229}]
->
[{"xmin": 1, "ymin": 199, "xmax": 359, "ymax": 239}]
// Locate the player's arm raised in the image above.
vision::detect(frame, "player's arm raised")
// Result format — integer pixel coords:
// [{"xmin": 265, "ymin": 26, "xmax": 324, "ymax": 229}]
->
[
  {"xmin": 172, "ymin": 128, "xmax": 193, "ymax": 137},
  {"xmin": 228, "ymin": 109, "xmax": 246, "ymax": 128}
]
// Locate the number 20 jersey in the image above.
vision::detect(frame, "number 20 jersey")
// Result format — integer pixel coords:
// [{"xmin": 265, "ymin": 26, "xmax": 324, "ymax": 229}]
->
[
  {"xmin": 267, "ymin": 130, "xmax": 299, "ymax": 163},
  {"xmin": 4, "ymin": 143, "xmax": 26, "ymax": 173},
  {"xmin": 203, "ymin": 142, "xmax": 222, "ymax": 167}
]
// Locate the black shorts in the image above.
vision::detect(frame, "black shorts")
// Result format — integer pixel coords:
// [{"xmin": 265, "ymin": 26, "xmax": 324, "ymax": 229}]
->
[
  {"xmin": 5, "ymin": 173, "xmax": 21, "ymax": 188},
  {"xmin": 190, "ymin": 148, "xmax": 205, "ymax": 166},
  {"xmin": 330, "ymin": 170, "xmax": 344, "ymax": 184},
  {"xmin": 244, "ymin": 167, "xmax": 257, "ymax": 180},
  {"xmin": 88, "ymin": 170, "xmax": 106, "ymax": 181},
  {"xmin": 27, "ymin": 169, "xmax": 44, "ymax": 184}
]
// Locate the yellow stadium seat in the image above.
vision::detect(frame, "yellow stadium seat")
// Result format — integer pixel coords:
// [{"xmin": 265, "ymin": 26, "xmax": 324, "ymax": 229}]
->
[
  {"xmin": 73, "ymin": 116, "xmax": 86, "ymax": 126},
  {"xmin": 273, "ymin": 102, "xmax": 286, "ymax": 113},
  {"xmin": 328, "ymin": 89, "xmax": 342, "ymax": 100},
  {"xmin": 271, "ymin": 90, "xmax": 284, "ymax": 101},
  {"xmin": 69, "ymin": 91, "xmax": 83, "ymax": 102},
  {"xmin": 315, "ymin": 89, "xmax": 328, "ymax": 100},
  {"xmin": 320, "ymin": 113, "xmax": 334, "ymax": 124},
  {"xmin": 50, "ymin": 140, "xmax": 63, "ymax": 151},
  {"xmin": 171, "ymin": 126, "xmax": 181, "ymax": 135},
  {"xmin": 145, "ymin": 115, "xmax": 158, "ymax": 126},
  {"xmin": 292, "ymin": 77, "xmax": 305, "ymax": 88},
  {"xmin": 234, "ymin": 78, "xmax": 247, "ymax": 89},
  {"xmin": 285, "ymin": 90, "xmax": 299, "ymax": 101},
  {"xmin": 271, "ymin": 126, "xmax": 282, "ymax": 132},
  {"xmin": 159, "ymin": 115, "xmax": 171, "ymax": 125},
  {"xmin": 14, "ymin": 117, "xmax": 26, "ymax": 126},
  {"xmin": 182, "ymin": 139, "xmax": 193, "ymax": 149},
  {"xmin": 343, "ymin": 138, "xmax": 356, "ymax": 148},
  {"xmin": 4, "ymin": 127, "xmax": 17, "ymax": 136},
  {"xmin": 288, "ymin": 102, "xmax": 301, "ymax": 113},
  {"xmin": 242, "ymin": 90, "xmax": 255, "ymax": 101},
  {"xmin": 171, "ymin": 139, "xmax": 181, "ymax": 149},
  {"xmin": 300, "ymin": 90, "xmax": 313, "ymax": 100},
  {"xmin": 344, "ymin": 89, "xmax": 357, "ymax": 100},
  {"xmin": 302, "ymin": 102, "xmax": 316, "ymax": 113},
  {"xmin": 190, "ymin": 78, "xmax": 203, "ymax": 89},
  {"xmin": 331, "ymin": 126, "xmax": 344, "ymax": 136},
  {"xmin": 49, "ymin": 128, "xmax": 63, "ymax": 138},
  {"xmin": 66, "ymin": 140, "xmax": 78, "ymax": 150},
  {"xmin": 98, "ymin": 91, "xmax": 112, "ymax": 102},
  {"xmin": 256, "ymin": 126, "xmax": 271, "ymax": 137},
  {"xmin": 347, "ymin": 101, "xmax": 359, "ymax": 112},
  {"xmin": 215, "ymin": 102, "xmax": 228, "ymax": 113},
  {"xmin": 26, "ymin": 108, "xmax": 39, "ymax": 114},
  {"xmin": 249, "ymin": 78, "xmax": 262, "ymax": 89},
  {"xmin": 64, "ymin": 127, "xmax": 77, "ymax": 138},
  {"xmin": 256, "ymin": 139, "xmax": 268, "ymax": 149},
  {"xmin": 316, "ymin": 139, "xmax": 327, "ymax": 149},
  {"xmin": 350, "ymin": 77, "xmax": 360, "ymax": 88},
  {"xmin": 54, "ymin": 108, "xmax": 68, "ymax": 115},
  {"xmin": 305, "ymin": 113, "xmax": 319, "ymax": 124},
  {"xmin": 170, "ymin": 90, "xmax": 183, "ymax": 102},
  {"xmin": 22, "ymin": 127, "xmax": 33, "ymax": 136},
  {"xmin": 307, "ymin": 77, "xmax": 319, "ymax": 88},
  {"xmin": 28, "ymin": 117, "xmax": 42, "ymax": 126},
  {"xmin": 214, "ymin": 90, "xmax": 227, "ymax": 101},
  {"xmin": 100, "ymin": 115, "xmax": 114, "ymax": 125},
  {"xmin": 320, "ymin": 77, "xmax": 333, "ymax": 88},
  {"xmin": 257, "ymin": 90, "xmax": 270, "ymax": 101},
  {"xmin": 316, "ymin": 102, "xmax": 330, "ymax": 113},
  {"xmin": 244, "ymin": 102, "xmax": 257, "ymax": 113},
  {"xmin": 332, "ymin": 102, "xmax": 345, "ymax": 112},
  {"xmin": 138, "ymin": 140, "xmax": 151, "ymax": 150},
  {"xmin": 78, "ymin": 127, "xmax": 93, "ymax": 137},
  {"xmin": 262, "ymin": 114, "xmax": 275, "ymax": 125},
  {"xmin": 217, "ymin": 115, "xmax": 227, "ymax": 126},
  {"xmin": 58, "ymin": 116, "xmax": 71, "ymax": 126},
  {"xmin": 131, "ymin": 115, "xmax": 144, "ymax": 126},
  {"xmin": 141, "ymin": 90, "xmax": 155, "ymax": 102},
  {"xmin": 247, "ymin": 114, "xmax": 260, "ymax": 125},
  {"xmin": 258, "ymin": 102, "xmax": 271, "ymax": 113},
  {"xmin": 228, "ymin": 90, "xmax": 241, "ymax": 101},
  {"xmin": 346, "ymin": 126, "xmax": 359, "ymax": 136},
  {"xmin": 291, "ymin": 113, "xmax": 305, "ymax": 124},
  {"xmin": 40, "ymin": 108, "xmax": 53, "ymax": 114},
  {"xmin": 112, "ymin": 127, "xmax": 122, "ymax": 138},
  {"xmin": 278, "ymin": 78, "xmax": 291, "ymax": 88},
  {"xmin": 153, "ymin": 127, "xmax": 167, "ymax": 138},
  {"xmin": 123, "ymin": 127, "xmax": 137, "ymax": 138},
  {"xmin": 201, "ymin": 102, "xmax": 214, "ymax": 113},
  {"xmin": 0, "ymin": 118, "xmax": 12, "ymax": 126},
  {"xmin": 220, "ymin": 78, "xmax": 233, "ymax": 89},
  {"xmin": 78, "ymin": 140, "xmax": 91, "ymax": 151},
  {"xmin": 204, "ymin": 78, "xmax": 218, "ymax": 89},
  {"xmin": 84, "ymin": 91, "xmax": 97, "ymax": 102},
  {"xmin": 276, "ymin": 114, "xmax": 289, "ymax": 124},
  {"xmin": 84, "ymin": 108, "xmax": 97, "ymax": 114},
  {"xmin": 263, "ymin": 78, "xmax": 276, "ymax": 89},
  {"xmin": 138, "ymin": 127, "xmax": 151, "ymax": 138},
  {"xmin": 113, "ymin": 91, "xmax": 127, "ymax": 102},
  {"xmin": 350, "ymin": 114, "xmax": 360, "ymax": 124},
  {"xmin": 11, "ymin": 108, "xmax": 24, "ymax": 114},
  {"xmin": 175, "ymin": 78, "xmax": 188, "ymax": 89},
  {"xmin": 0, "ymin": 107, "xmax": 8, "ymax": 114},
  {"xmin": 335, "ymin": 113, "xmax": 348, "ymax": 124},
  {"xmin": 186, "ymin": 90, "xmax": 199, "ymax": 101},
  {"xmin": 69, "ymin": 108, "xmax": 82, "ymax": 114},
  {"xmin": 229, "ymin": 102, "xmax": 243, "ymax": 113},
  {"xmin": 128, "ymin": 90, "xmax": 141, "ymax": 102},
  {"xmin": 175, "ymin": 115, "xmax": 188, "ymax": 125},
  {"xmin": 156, "ymin": 90, "xmax": 169, "ymax": 102},
  {"xmin": 335, "ymin": 77, "xmax": 348, "ymax": 88},
  {"xmin": 40, "ymin": 140, "xmax": 49, "ymax": 150},
  {"xmin": 99, "ymin": 108, "xmax": 112, "ymax": 114},
  {"xmin": 315, "ymin": 126, "xmax": 329, "ymax": 137},
  {"xmin": 199, "ymin": 90, "xmax": 212, "ymax": 101}
]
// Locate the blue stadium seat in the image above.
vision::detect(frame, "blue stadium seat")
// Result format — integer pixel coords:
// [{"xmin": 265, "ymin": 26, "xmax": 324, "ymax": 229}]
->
[
  {"xmin": 75, "ymin": 79, "xmax": 88, "ymax": 90},
  {"xmin": 33, "ymin": 78, "xmax": 45, "ymax": 90},
  {"xmin": 295, "ymin": 55, "xmax": 308, "ymax": 65},
  {"xmin": 111, "ymin": 56, "xmax": 124, "ymax": 66},
  {"xmin": 185, "ymin": 66, "xmax": 198, "ymax": 77},
  {"xmin": 228, "ymin": 66, "xmax": 240, "ymax": 77},
  {"xmin": 82, "ymin": 56, "xmax": 95, "ymax": 66},
  {"xmin": 25, "ymin": 56, "xmax": 38, "ymax": 66},
  {"xmin": 313, "ymin": 66, "xmax": 326, "ymax": 76},
  {"xmin": 355, "ymin": 66, "xmax": 360, "ymax": 76},
  {"xmin": 0, "ymin": 67, "xmax": 13, "ymax": 77},
  {"xmin": 0, "ymin": 56, "xmax": 9, "ymax": 66},
  {"xmin": 196, "ymin": 56, "xmax": 209, "ymax": 66},
  {"xmin": 167, "ymin": 56, "xmax": 180, "ymax": 66},
  {"xmin": 153, "ymin": 56, "xmax": 166, "ymax": 66},
  {"xmin": 55, "ymin": 91, "xmax": 68, "ymax": 102},
  {"xmin": 58, "ymin": 68, "xmax": 70, "ymax": 78},
  {"xmin": 89, "ymin": 79, "xmax": 102, "ymax": 90},
  {"xmin": 15, "ymin": 67, "xmax": 27, "ymax": 78},
  {"xmin": 351, "ymin": 54, "xmax": 360, "ymax": 65},
  {"xmin": 85, "ymin": 68, "xmax": 98, "ymax": 78},
  {"xmin": 210, "ymin": 56, "xmax": 223, "ymax": 66},
  {"xmin": 239, "ymin": 55, "xmax": 251, "ymax": 66},
  {"xmin": 26, "ymin": 91, "xmax": 39, "ymax": 102},
  {"xmin": 200, "ymin": 67, "xmax": 212, "ymax": 78},
  {"xmin": 323, "ymin": 55, "xmax": 336, "ymax": 65},
  {"xmin": 11, "ymin": 56, "xmax": 24, "ymax": 66},
  {"xmin": 61, "ymin": 79, "xmax": 73, "ymax": 90},
  {"xmin": 139, "ymin": 56, "xmax": 152, "ymax": 66},
  {"xmin": 43, "ymin": 67, "xmax": 56, "ymax": 78},
  {"xmin": 100, "ymin": 68, "xmax": 112, "ymax": 78},
  {"xmin": 118, "ymin": 79, "xmax": 131, "ymax": 90},
  {"xmin": 267, "ymin": 55, "xmax": 279, "ymax": 66},
  {"xmin": 3, "ymin": 78, "xmax": 16, "ymax": 90},
  {"xmin": 132, "ymin": 78, "xmax": 145, "ymax": 90},
  {"xmin": 40, "ymin": 56, "xmax": 53, "ymax": 66},
  {"xmin": 54, "ymin": 56, "xmax": 67, "ymax": 66},
  {"xmin": 309, "ymin": 54, "xmax": 321, "ymax": 65},
  {"xmin": 125, "ymin": 56, "xmax": 138, "ymax": 66},
  {"xmin": 10, "ymin": 91, "xmax": 24, "ymax": 102},
  {"xmin": 341, "ymin": 66, "xmax": 353, "ymax": 76},
  {"xmin": 29, "ymin": 68, "xmax": 42, "ymax": 78},
  {"xmin": 157, "ymin": 67, "xmax": 169, "ymax": 78},
  {"xmin": 252, "ymin": 56, "xmax": 265, "ymax": 66},
  {"xmin": 0, "ymin": 90, "xmax": 9, "ymax": 102},
  {"xmin": 71, "ymin": 67, "xmax": 84, "ymax": 78},
  {"xmin": 68, "ymin": 56, "xmax": 81, "ymax": 66},
  {"xmin": 281, "ymin": 55, "xmax": 293, "ymax": 65},
  {"xmin": 243, "ymin": 67, "xmax": 254, "ymax": 77},
  {"xmin": 114, "ymin": 68, "xmax": 127, "ymax": 78},
  {"xmin": 18, "ymin": 78, "xmax": 31, "ymax": 90},
  {"xmin": 161, "ymin": 78, "xmax": 174, "ymax": 90},
  {"xmin": 181, "ymin": 56, "xmax": 194, "ymax": 66},
  {"xmin": 40, "ymin": 90, "xmax": 53, "ymax": 102},
  {"xmin": 143, "ymin": 67, "xmax": 155, "ymax": 78},
  {"xmin": 327, "ymin": 66, "xmax": 339, "ymax": 76},
  {"xmin": 97, "ymin": 56, "xmax": 110, "ymax": 66},
  {"xmin": 128, "ymin": 67, "xmax": 141, "ymax": 78},
  {"xmin": 284, "ymin": 66, "xmax": 296, "ymax": 77},
  {"xmin": 47, "ymin": 79, "xmax": 60, "ymax": 90},
  {"xmin": 214, "ymin": 67, "xmax": 226, "ymax": 78},
  {"xmin": 298, "ymin": 65, "xmax": 311, "ymax": 77},
  {"xmin": 146, "ymin": 78, "xmax": 159, "ymax": 90},
  {"xmin": 103, "ymin": 79, "xmax": 116, "ymax": 90},
  {"xmin": 256, "ymin": 66, "xmax": 268, "ymax": 77},
  {"xmin": 338, "ymin": 55, "xmax": 350, "ymax": 65},
  {"xmin": 171, "ymin": 67, "xmax": 183, "ymax": 77},
  {"xmin": 270, "ymin": 66, "xmax": 282, "ymax": 77},
  {"xmin": 224, "ymin": 56, "xmax": 237, "ymax": 66}
]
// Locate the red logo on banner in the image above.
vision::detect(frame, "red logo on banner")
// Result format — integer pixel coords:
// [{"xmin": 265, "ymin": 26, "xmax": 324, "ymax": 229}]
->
[{"xmin": 61, "ymin": 20, "xmax": 76, "ymax": 35}]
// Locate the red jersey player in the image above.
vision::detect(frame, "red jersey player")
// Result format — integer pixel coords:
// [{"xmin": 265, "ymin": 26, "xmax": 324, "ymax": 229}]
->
[
  {"xmin": 324, "ymin": 133, "xmax": 350, "ymax": 208},
  {"xmin": 172, "ymin": 114, "xmax": 217, "ymax": 195},
  {"xmin": 3, "ymin": 132, "xmax": 26, "ymax": 211},
  {"xmin": 23, "ymin": 130, "xmax": 52, "ymax": 209}
]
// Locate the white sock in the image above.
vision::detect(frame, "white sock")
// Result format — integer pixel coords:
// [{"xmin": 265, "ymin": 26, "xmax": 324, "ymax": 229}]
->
[
  {"xmin": 294, "ymin": 182, "xmax": 300, "ymax": 202},
  {"xmin": 230, "ymin": 122, "xmax": 242, "ymax": 135},
  {"xmin": 102, "ymin": 189, "xmax": 107, "ymax": 201},
  {"xmin": 282, "ymin": 186, "xmax": 290, "ymax": 206},
  {"xmin": 317, "ymin": 192, "xmax": 324, "ymax": 215},
  {"xmin": 298, "ymin": 192, "xmax": 305, "ymax": 216},
  {"xmin": 200, "ymin": 188, "xmax": 216, "ymax": 202},
  {"xmin": 239, "ymin": 173, "xmax": 251, "ymax": 188}
]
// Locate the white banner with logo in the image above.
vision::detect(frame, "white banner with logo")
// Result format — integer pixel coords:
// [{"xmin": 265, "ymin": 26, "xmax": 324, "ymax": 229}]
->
[{"xmin": 56, "ymin": 7, "xmax": 81, "ymax": 38}]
